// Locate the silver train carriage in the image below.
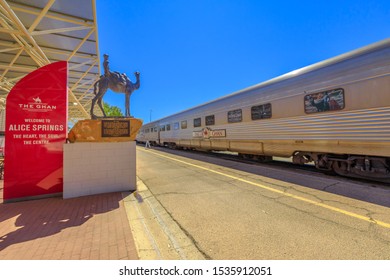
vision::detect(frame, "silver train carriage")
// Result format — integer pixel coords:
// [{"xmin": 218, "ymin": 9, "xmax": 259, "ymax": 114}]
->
[{"xmin": 137, "ymin": 38, "xmax": 390, "ymax": 182}]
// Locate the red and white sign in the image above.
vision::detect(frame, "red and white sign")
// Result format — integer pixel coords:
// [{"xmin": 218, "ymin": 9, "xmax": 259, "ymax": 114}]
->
[
  {"xmin": 4, "ymin": 61, "xmax": 68, "ymax": 201},
  {"xmin": 192, "ymin": 127, "xmax": 226, "ymax": 139}
]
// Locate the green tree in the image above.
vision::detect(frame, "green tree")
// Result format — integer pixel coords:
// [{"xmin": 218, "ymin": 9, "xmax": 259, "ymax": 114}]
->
[{"xmin": 103, "ymin": 102, "xmax": 123, "ymax": 117}]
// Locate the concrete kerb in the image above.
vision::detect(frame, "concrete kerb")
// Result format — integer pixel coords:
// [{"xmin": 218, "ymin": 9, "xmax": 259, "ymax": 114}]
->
[{"xmin": 122, "ymin": 177, "xmax": 205, "ymax": 260}]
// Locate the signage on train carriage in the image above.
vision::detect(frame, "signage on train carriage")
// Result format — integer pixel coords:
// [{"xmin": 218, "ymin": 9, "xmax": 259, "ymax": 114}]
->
[
  {"xmin": 193, "ymin": 127, "xmax": 226, "ymax": 139},
  {"xmin": 4, "ymin": 61, "xmax": 68, "ymax": 202}
]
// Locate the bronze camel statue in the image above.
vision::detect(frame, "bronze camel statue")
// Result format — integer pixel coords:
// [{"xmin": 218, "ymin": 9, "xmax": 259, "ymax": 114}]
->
[{"xmin": 90, "ymin": 54, "xmax": 140, "ymax": 119}]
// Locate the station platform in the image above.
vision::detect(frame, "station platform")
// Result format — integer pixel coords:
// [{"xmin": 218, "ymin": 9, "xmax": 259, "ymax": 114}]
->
[
  {"xmin": 1, "ymin": 145, "xmax": 390, "ymax": 260},
  {"xmin": 134, "ymin": 145, "xmax": 390, "ymax": 260}
]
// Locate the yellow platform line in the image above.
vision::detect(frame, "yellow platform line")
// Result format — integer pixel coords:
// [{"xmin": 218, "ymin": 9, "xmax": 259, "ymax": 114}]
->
[{"xmin": 142, "ymin": 148, "xmax": 390, "ymax": 229}]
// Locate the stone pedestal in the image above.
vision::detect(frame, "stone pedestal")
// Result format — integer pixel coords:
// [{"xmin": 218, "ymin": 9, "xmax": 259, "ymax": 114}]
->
[
  {"xmin": 63, "ymin": 141, "xmax": 136, "ymax": 199},
  {"xmin": 63, "ymin": 117, "xmax": 142, "ymax": 199}
]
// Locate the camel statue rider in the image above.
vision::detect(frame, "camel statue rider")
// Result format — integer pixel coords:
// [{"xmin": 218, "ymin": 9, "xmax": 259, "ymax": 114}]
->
[
  {"xmin": 103, "ymin": 54, "xmax": 129, "ymax": 84},
  {"xmin": 103, "ymin": 54, "xmax": 110, "ymax": 77},
  {"xmin": 90, "ymin": 54, "xmax": 140, "ymax": 119}
]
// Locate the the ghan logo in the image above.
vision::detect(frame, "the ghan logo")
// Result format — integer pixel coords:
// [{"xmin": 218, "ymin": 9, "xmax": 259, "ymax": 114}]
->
[
  {"xmin": 18, "ymin": 97, "xmax": 57, "ymax": 112},
  {"xmin": 193, "ymin": 127, "xmax": 226, "ymax": 139}
]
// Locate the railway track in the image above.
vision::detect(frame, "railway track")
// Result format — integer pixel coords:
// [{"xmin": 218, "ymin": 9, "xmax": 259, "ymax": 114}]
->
[{"xmin": 140, "ymin": 144, "xmax": 389, "ymax": 190}]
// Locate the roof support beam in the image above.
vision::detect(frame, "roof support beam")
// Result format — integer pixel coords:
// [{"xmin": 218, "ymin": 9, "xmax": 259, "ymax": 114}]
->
[
  {"xmin": 0, "ymin": 0, "xmax": 50, "ymax": 65},
  {"xmin": 0, "ymin": 47, "xmax": 24, "ymax": 80},
  {"xmin": 0, "ymin": 46, "xmax": 23, "ymax": 53},
  {"xmin": 0, "ymin": 64, "xmax": 37, "ymax": 72},
  {"xmin": 67, "ymin": 28, "xmax": 95, "ymax": 61},
  {"xmin": 91, "ymin": 0, "xmax": 101, "ymax": 75},
  {"xmin": 41, "ymin": 46, "xmax": 98, "ymax": 59},
  {"xmin": 0, "ymin": 26, "xmax": 23, "ymax": 35},
  {"xmin": 28, "ymin": 0, "xmax": 56, "ymax": 32},
  {"xmin": 31, "ymin": 25, "xmax": 93, "ymax": 36},
  {"xmin": 10, "ymin": 2, "xmax": 94, "ymax": 26},
  {"xmin": 2, "ymin": 75, "xmax": 26, "ymax": 83},
  {"xmin": 70, "ymin": 60, "xmax": 97, "ymax": 91},
  {"xmin": 68, "ymin": 58, "xmax": 96, "ymax": 71},
  {"xmin": 0, "ymin": 20, "xmax": 45, "ymax": 67},
  {"xmin": 78, "ymin": 82, "xmax": 96, "ymax": 101},
  {"xmin": 68, "ymin": 87, "xmax": 90, "ymax": 118},
  {"xmin": 71, "ymin": 79, "xmax": 94, "ymax": 91}
]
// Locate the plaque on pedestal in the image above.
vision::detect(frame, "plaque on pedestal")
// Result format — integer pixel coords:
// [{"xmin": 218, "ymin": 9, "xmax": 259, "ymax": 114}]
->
[{"xmin": 68, "ymin": 117, "xmax": 142, "ymax": 143}]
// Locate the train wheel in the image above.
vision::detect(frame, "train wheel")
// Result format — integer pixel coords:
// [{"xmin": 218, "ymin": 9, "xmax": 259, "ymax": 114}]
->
[{"xmin": 331, "ymin": 161, "xmax": 348, "ymax": 176}]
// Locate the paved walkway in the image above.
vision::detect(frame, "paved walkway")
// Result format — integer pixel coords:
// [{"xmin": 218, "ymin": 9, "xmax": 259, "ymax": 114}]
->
[{"xmin": 0, "ymin": 181, "xmax": 139, "ymax": 260}]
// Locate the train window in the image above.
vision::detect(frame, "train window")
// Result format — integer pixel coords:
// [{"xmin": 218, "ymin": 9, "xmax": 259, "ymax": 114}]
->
[
  {"xmin": 160, "ymin": 125, "xmax": 165, "ymax": 131},
  {"xmin": 251, "ymin": 103, "xmax": 272, "ymax": 120},
  {"xmin": 205, "ymin": 115, "xmax": 215, "ymax": 126},
  {"xmin": 194, "ymin": 118, "xmax": 201, "ymax": 127},
  {"xmin": 304, "ymin": 88, "xmax": 345, "ymax": 114},
  {"xmin": 174, "ymin": 122, "xmax": 179, "ymax": 130},
  {"xmin": 228, "ymin": 109, "xmax": 242, "ymax": 123},
  {"xmin": 166, "ymin": 124, "xmax": 171, "ymax": 131},
  {"xmin": 181, "ymin": 120, "xmax": 187, "ymax": 129}
]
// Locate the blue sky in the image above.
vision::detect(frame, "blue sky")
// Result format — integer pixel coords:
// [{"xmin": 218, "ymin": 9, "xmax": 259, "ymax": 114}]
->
[{"xmin": 96, "ymin": 0, "xmax": 390, "ymax": 123}]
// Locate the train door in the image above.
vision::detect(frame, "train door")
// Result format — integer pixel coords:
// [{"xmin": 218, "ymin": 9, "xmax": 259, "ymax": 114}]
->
[
  {"xmin": 157, "ymin": 126, "xmax": 161, "ymax": 145},
  {"xmin": 159, "ymin": 124, "xmax": 167, "ymax": 146},
  {"xmin": 152, "ymin": 126, "xmax": 160, "ymax": 146}
]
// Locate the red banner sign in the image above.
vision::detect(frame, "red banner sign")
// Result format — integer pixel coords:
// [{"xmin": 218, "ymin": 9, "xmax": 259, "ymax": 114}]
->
[{"xmin": 4, "ymin": 61, "xmax": 68, "ymax": 201}]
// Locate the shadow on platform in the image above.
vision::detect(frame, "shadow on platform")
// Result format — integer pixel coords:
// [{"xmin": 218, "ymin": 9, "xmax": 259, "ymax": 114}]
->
[{"xmin": 0, "ymin": 188, "xmax": 121, "ymax": 252}]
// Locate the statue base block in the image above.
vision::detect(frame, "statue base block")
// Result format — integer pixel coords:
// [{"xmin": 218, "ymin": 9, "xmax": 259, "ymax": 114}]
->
[
  {"xmin": 63, "ymin": 141, "xmax": 136, "ymax": 199},
  {"xmin": 68, "ymin": 117, "xmax": 143, "ymax": 143}
]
